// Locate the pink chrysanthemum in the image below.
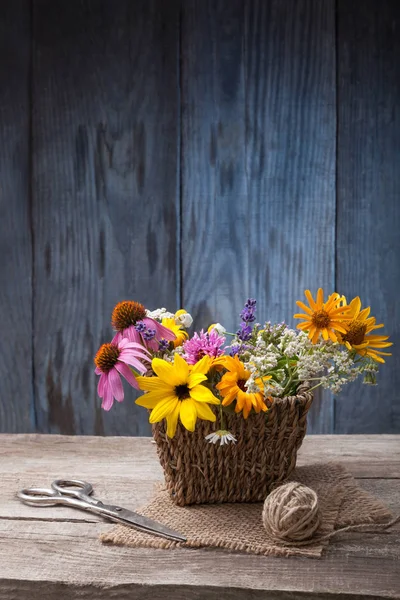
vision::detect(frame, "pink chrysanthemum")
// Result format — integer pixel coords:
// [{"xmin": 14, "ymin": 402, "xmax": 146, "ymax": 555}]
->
[
  {"xmin": 94, "ymin": 338, "xmax": 151, "ymax": 411},
  {"xmin": 111, "ymin": 300, "xmax": 176, "ymax": 351},
  {"xmin": 183, "ymin": 329, "xmax": 226, "ymax": 365}
]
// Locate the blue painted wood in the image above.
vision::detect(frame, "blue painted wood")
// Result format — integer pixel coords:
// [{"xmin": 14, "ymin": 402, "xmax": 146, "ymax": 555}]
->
[
  {"xmin": 180, "ymin": 0, "xmax": 249, "ymax": 335},
  {"xmin": 32, "ymin": 0, "xmax": 180, "ymax": 435},
  {"xmin": 335, "ymin": 0, "xmax": 400, "ymax": 433},
  {"xmin": 0, "ymin": 2, "xmax": 33, "ymax": 432},
  {"xmin": 181, "ymin": 0, "xmax": 337, "ymax": 433},
  {"xmin": 0, "ymin": 0, "xmax": 398, "ymax": 434}
]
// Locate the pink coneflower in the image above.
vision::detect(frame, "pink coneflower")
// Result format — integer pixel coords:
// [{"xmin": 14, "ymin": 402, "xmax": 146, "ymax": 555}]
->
[
  {"xmin": 111, "ymin": 300, "xmax": 176, "ymax": 351},
  {"xmin": 94, "ymin": 338, "xmax": 150, "ymax": 411},
  {"xmin": 183, "ymin": 329, "xmax": 226, "ymax": 365}
]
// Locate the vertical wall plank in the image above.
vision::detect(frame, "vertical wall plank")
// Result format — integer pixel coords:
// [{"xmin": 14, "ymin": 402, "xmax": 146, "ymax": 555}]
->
[
  {"xmin": 32, "ymin": 0, "xmax": 179, "ymax": 435},
  {"xmin": 245, "ymin": 0, "xmax": 337, "ymax": 433},
  {"xmin": 335, "ymin": 0, "xmax": 400, "ymax": 433},
  {"xmin": 0, "ymin": 2, "xmax": 33, "ymax": 432},
  {"xmin": 181, "ymin": 0, "xmax": 336, "ymax": 432},
  {"xmin": 181, "ymin": 0, "xmax": 248, "ymax": 330}
]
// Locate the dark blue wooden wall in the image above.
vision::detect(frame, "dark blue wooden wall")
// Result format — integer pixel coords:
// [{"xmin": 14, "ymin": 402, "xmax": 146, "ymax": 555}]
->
[{"xmin": 1, "ymin": 0, "xmax": 399, "ymax": 435}]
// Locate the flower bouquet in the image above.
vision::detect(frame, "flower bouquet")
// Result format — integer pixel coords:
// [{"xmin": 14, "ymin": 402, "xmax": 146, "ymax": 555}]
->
[{"xmin": 95, "ymin": 290, "xmax": 392, "ymax": 506}]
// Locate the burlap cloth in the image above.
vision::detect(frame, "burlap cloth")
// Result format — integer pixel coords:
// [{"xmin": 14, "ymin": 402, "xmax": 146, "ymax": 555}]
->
[{"xmin": 100, "ymin": 463, "xmax": 392, "ymax": 558}]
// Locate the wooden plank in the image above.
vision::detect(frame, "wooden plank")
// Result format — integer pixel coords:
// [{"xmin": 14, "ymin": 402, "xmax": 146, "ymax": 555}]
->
[
  {"xmin": 180, "ymin": 0, "xmax": 336, "ymax": 433},
  {"xmin": 0, "ymin": 434, "xmax": 398, "ymax": 476},
  {"xmin": 32, "ymin": 0, "xmax": 179, "ymax": 435},
  {"xmin": 0, "ymin": 520, "xmax": 399, "ymax": 599},
  {"xmin": 1, "ymin": 435, "xmax": 399, "ymax": 598},
  {"xmin": 335, "ymin": 0, "xmax": 400, "ymax": 433},
  {"xmin": 3, "ymin": 471, "xmax": 399, "ymax": 525},
  {"xmin": 1, "ymin": 434, "xmax": 399, "ymax": 521},
  {"xmin": 180, "ymin": 0, "xmax": 248, "ymax": 330},
  {"xmin": 0, "ymin": 2, "xmax": 33, "ymax": 433},
  {"xmin": 244, "ymin": 0, "xmax": 337, "ymax": 434}
]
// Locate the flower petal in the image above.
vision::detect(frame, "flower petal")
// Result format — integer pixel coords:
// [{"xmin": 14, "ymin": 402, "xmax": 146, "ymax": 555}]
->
[
  {"xmin": 97, "ymin": 373, "xmax": 106, "ymax": 397},
  {"xmin": 108, "ymin": 368, "xmax": 124, "ymax": 402},
  {"xmin": 304, "ymin": 289, "xmax": 317, "ymax": 310},
  {"xmin": 316, "ymin": 288, "xmax": 324, "ymax": 308},
  {"xmin": 187, "ymin": 373, "xmax": 207, "ymax": 388},
  {"xmin": 151, "ymin": 358, "xmax": 176, "ymax": 383},
  {"xmin": 295, "ymin": 301, "xmax": 313, "ymax": 315},
  {"xmin": 149, "ymin": 397, "xmax": 179, "ymax": 423},
  {"xmin": 166, "ymin": 402, "xmax": 181, "ymax": 438},
  {"xmin": 101, "ymin": 379, "xmax": 114, "ymax": 411},
  {"xmin": 179, "ymin": 399, "xmax": 197, "ymax": 431},
  {"xmin": 111, "ymin": 331, "xmax": 123, "ymax": 344},
  {"xmin": 122, "ymin": 327, "xmax": 142, "ymax": 344},
  {"xmin": 136, "ymin": 393, "xmax": 163, "ymax": 409},
  {"xmin": 194, "ymin": 401, "xmax": 216, "ymax": 422},
  {"xmin": 119, "ymin": 354, "xmax": 148, "ymax": 373},
  {"xmin": 311, "ymin": 330, "xmax": 320, "ymax": 344},
  {"xmin": 348, "ymin": 296, "xmax": 362, "ymax": 317},
  {"xmin": 136, "ymin": 376, "xmax": 172, "ymax": 392},
  {"xmin": 136, "ymin": 389, "xmax": 174, "ymax": 407},
  {"xmin": 189, "ymin": 385, "xmax": 220, "ymax": 405},
  {"xmin": 143, "ymin": 317, "xmax": 176, "ymax": 341},
  {"xmin": 191, "ymin": 355, "xmax": 212, "ymax": 375},
  {"xmin": 114, "ymin": 362, "xmax": 139, "ymax": 389},
  {"xmin": 173, "ymin": 353, "xmax": 190, "ymax": 383}
]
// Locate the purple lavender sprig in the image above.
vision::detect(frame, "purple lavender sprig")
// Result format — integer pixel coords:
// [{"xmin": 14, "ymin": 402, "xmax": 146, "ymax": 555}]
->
[{"xmin": 236, "ymin": 298, "xmax": 257, "ymax": 341}]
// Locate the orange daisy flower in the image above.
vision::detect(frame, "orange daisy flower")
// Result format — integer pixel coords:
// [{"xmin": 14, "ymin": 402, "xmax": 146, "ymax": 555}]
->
[
  {"xmin": 294, "ymin": 288, "xmax": 352, "ymax": 344},
  {"xmin": 337, "ymin": 297, "xmax": 392, "ymax": 363}
]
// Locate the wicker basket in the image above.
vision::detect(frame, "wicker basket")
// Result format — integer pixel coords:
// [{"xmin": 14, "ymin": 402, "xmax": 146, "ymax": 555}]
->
[{"xmin": 152, "ymin": 384, "xmax": 313, "ymax": 506}]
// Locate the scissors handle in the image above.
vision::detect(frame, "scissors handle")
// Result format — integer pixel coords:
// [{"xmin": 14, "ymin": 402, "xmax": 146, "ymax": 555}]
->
[
  {"xmin": 52, "ymin": 479, "xmax": 93, "ymax": 500},
  {"xmin": 17, "ymin": 486, "xmax": 60, "ymax": 507},
  {"xmin": 17, "ymin": 480, "xmax": 94, "ymax": 507}
]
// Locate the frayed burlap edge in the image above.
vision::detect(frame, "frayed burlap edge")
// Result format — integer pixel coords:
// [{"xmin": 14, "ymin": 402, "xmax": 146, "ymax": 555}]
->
[{"xmin": 100, "ymin": 462, "xmax": 392, "ymax": 559}]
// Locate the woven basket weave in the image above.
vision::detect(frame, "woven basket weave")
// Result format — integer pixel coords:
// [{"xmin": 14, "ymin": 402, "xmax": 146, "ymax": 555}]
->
[{"xmin": 152, "ymin": 384, "xmax": 313, "ymax": 506}]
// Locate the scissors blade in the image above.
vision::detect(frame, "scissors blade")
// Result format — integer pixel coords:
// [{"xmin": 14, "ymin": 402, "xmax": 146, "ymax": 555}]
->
[{"xmin": 102, "ymin": 504, "xmax": 187, "ymax": 543}]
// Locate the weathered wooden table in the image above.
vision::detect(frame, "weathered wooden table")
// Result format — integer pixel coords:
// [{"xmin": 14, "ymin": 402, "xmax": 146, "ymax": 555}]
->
[{"xmin": 0, "ymin": 434, "xmax": 399, "ymax": 599}]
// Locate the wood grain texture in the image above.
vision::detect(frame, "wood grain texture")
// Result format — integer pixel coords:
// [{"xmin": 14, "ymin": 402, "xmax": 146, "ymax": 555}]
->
[
  {"xmin": 335, "ymin": 0, "xmax": 400, "ymax": 433},
  {"xmin": 0, "ymin": 521, "xmax": 399, "ymax": 599},
  {"xmin": 180, "ymin": 0, "xmax": 248, "ymax": 329},
  {"xmin": 245, "ymin": 0, "xmax": 337, "ymax": 434},
  {"xmin": 0, "ymin": 434, "xmax": 398, "ymax": 520},
  {"xmin": 0, "ymin": 2, "xmax": 33, "ymax": 433},
  {"xmin": 181, "ymin": 0, "xmax": 336, "ymax": 433},
  {"xmin": 32, "ymin": 0, "xmax": 179, "ymax": 435},
  {"xmin": 1, "ymin": 435, "xmax": 399, "ymax": 599}
]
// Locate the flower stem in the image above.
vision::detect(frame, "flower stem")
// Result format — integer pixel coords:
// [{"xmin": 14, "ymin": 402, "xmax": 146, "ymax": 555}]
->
[{"xmin": 219, "ymin": 402, "xmax": 226, "ymax": 430}]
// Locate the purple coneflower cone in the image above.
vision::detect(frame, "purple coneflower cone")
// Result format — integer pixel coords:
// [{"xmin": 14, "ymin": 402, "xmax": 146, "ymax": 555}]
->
[
  {"xmin": 95, "ymin": 339, "xmax": 151, "ymax": 411},
  {"xmin": 183, "ymin": 329, "xmax": 225, "ymax": 365},
  {"xmin": 112, "ymin": 316, "xmax": 176, "ymax": 351}
]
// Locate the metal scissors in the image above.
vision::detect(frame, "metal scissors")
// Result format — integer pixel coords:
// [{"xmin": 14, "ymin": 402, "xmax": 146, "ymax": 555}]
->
[{"xmin": 17, "ymin": 479, "xmax": 186, "ymax": 543}]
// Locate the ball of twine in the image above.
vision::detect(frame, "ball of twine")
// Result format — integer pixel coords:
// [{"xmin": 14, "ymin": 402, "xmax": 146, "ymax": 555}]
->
[{"xmin": 262, "ymin": 482, "xmax": 320, "ymax": 544}]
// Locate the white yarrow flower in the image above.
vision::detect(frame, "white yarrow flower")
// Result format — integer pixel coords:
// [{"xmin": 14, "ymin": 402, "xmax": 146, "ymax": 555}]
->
[
  {"xmin": 146, "ymin": 307, "xmax": 174, "ymax": 321},
  {"xmin": 208, "ymin": 322, "xmax": 227, "ymax": 335},
  {"xmin": 205, "ymin": 430, "xmax": 237, "ymax": 445},
  {"xmin": 175, "ymin": 311, "xmax": 193, "ymax": 328}
]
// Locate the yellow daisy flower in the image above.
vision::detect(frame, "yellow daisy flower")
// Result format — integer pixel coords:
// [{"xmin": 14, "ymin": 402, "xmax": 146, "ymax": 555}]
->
[
  {"xmin": 216, "ymin": 355, "xmax": 270, "ymax": 419},
  {"xmin": 294, "ymin": 288, "xmax": 352, "ymax": 343},
  {"xmin": 337, "ymin": 297, "xmax": 392, "ymax": 363},
  {"xmin": 136, "ymin": 354, "xmax": 220, "ymax": 437},
  {"xmin": 161, "ymin": 317, "xmax": 188, "ymax": 348}
]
